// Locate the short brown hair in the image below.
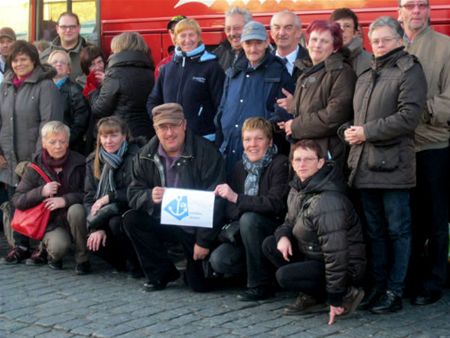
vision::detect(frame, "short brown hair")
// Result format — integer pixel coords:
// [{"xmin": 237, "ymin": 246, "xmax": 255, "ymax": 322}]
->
[
  {"xmin": 174, "ymin": 18, "xmax": 202, "ymax": 41},
  {"xmin": 7, "ymin": 40, "xmax": 40, "ymax": 70},
  {"xmin": 80, "ymin": 45, "xmax": 105, "ymax": 75},
  {"xmin": 242, "ymin": 117, "xmax": 273, "ymax": 140},
  {"xmin": 110, "ymin": 32, "xmax": 149, "ymax": 54},
  {"xmin": 290, "ymin": 139, "xmax": 324, "ymax": 161},
  {"xmin": 57, "ymin": 12, "xmax": 80, "ymax": 26}
]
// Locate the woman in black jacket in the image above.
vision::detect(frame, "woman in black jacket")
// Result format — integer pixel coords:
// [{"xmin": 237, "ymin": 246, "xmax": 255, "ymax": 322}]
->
[
  {"xmin": 262, "ymin": 139, "xmax": 366, "ymax": 325},
  {"xmin": 91, "ymin": 32, "xmax": 155, "ymax": 140},
  {"xmin": 84, "ymin": 116, "xmax": 140, "ymax": 275},
  {"xmin": 47, "ymin": 50, "xmax": 90, "ymax": 154},
  {"xmin": 209, "ymin": 117, "xmax": 289, "ymax": 301}
]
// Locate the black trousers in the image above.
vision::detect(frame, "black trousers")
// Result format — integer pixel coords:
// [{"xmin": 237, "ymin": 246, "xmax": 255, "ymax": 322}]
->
[
  {"xmin": 123, "ymin": 210, "xmax": 209, "ymax": 292},
  {"xmin": 262, "ymin": 235, "xmax": 326, "ymax": 301},
  {"xmin": 410, "ymin": 147, "xmax": 449, "ymax": 294}
]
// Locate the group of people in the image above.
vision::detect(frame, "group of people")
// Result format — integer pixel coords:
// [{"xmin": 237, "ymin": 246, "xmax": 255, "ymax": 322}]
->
[{"xmin": 0, "ymin": 0, "xmax": 448, "ymax": 326}]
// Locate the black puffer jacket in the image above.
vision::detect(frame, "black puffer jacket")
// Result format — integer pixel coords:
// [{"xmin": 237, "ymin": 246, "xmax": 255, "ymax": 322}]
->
[
  {"xmin": 91, "ymin": 50, "xmax": 155, "ymax": 140},
  {"xmin": 84, "ymin": 143, "xmax": 140, "ymax": 225},
  {"xmin": 12, "ymin": 151, "xmax": 85, "ymax": 233},
  {"xmin": 275, "ymin": 162, "xmax": 366, "ymax": 305},
  {"xmin": 127, "ymin": 130, "xmax": 226, "ymax": 248}
]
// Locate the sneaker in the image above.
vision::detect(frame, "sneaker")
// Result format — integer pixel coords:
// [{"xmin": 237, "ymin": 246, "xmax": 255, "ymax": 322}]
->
[
  {"xmin": 25, "ymin": 248, "xmax": 48, "ymax": 266},
  {"xmin": 48, "ymin": 258, "xmax": 63, "ymax": 270},
  {"xmin": 283, "ymin": 292, "xmax": 328, "ymax": 315},
  {"xmin": 342, "ymin": 287, "xmax": 365, "ymax": 316},
  {"xmin": 2, "ymin": 246, "xmax": 30, "ymax": 264},
  {"xmin": 75, "ymin": 261, "xmax": 91, "ymax": 275}
]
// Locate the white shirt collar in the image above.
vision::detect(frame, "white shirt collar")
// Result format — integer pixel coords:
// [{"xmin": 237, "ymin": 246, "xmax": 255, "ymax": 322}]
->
[{"xmin": 276, "ymin": 45, "xmax": 299, "ymax": 76}]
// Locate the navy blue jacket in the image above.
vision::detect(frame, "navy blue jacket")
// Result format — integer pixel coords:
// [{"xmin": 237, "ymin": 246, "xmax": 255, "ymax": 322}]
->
[
  {"xmin": 147, "ymin": 44, "xmax": 225, "ymax": 138},
  {"xmin": 218, "ymin": 51, "xmax": 295, "ymax": 172}
]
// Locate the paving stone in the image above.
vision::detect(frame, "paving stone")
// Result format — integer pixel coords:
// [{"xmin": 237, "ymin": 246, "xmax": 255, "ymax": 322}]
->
[{"xmin": 12, "ymin": 325, "xmax": 51, "ymax": 337}]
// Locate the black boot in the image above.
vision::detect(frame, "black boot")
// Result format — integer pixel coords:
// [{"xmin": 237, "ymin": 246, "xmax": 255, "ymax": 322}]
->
[{"xmin": 370, "ymin": 290, "xmax": 402, "ymax": 314}]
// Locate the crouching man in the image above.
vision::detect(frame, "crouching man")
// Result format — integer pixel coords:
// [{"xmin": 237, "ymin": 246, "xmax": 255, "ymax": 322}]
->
[{"xmin": 123, "ymin": 103, "xmax": 225, "ymax": 292}]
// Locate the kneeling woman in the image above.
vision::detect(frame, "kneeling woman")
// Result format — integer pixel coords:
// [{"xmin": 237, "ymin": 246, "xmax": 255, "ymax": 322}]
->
[
  {"xmin": 84, "ymin": 116, "xmax": 140, "ymax": 274},
  {"xmin": 12, "ymin": 121, "xmax": 89, "ymax": 274},
  {"xmin": 262, "ymin": 139, "xmax": 366, "ymax": 325}
]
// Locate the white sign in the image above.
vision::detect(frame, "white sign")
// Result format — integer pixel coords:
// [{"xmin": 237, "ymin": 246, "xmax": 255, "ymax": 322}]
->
[{"xmin": 160, "ymin": 188, "xmax": 215, "ymax": 228}]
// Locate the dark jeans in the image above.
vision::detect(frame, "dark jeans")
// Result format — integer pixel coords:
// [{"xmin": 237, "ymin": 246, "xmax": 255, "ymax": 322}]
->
[
  {"xmin": 262, "ymin": 235, "xmax": 326, "ymax": 301},
  {"xmin": 360, "ymin": 189, "xmax": 411, "ymax": 296},
  {"xmin": 122, "ymin": 210, "xmax": 209, "ymax": 292},
  {"xmin": 410, "ymin": 147, "xmax": 449, "ymax": 294},
  {"xmin": 209, "ymin": 212, "xmax": 278, "ymax": 288},
  {"xmin": 92, "ymin": 215, "xmax": 139, "ymax": 271}
]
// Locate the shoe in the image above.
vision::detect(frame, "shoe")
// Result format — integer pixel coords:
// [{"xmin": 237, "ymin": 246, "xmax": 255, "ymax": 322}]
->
[
  {"xmin": 370, "ymin": 290, "xmax": 402, "ymax": 314},
  {"xmin": 143, "ymin": 268, "xmax": 180, "ymax": 291},
  {"xmin": 2, "ymin": 246, "xmax": 30, "ymax": 264},
  {"xmin": 411, "ymin": 290, "xmax": 442, "ymax": 306},
  {"xmin": 48, "ymin": 259, "xmax": 63, "ymax": 270},
  {"xmin": 359, "ymin": 287, "xmax": 384, "ymax": 310},
  {"xmin": 75, "ymin": 261, "xmax": 91, "ymax": 275},
  {"xmin": 342, "ymin": 287, "xmax": 365, "ymax": 316},
  {"xmin": 283, "ymin": 292, "xmax": 324, "ymax": 315},
  {"xmin": 25, "ymin": 248, "xmax": 48, "ymax": 266},
  {"xmin": 237, "ymin": 286, "xmax": 274, "ymax": 301}
]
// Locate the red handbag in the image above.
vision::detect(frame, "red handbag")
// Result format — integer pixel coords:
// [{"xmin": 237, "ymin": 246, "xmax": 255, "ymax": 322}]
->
[{"xmin": 11, "ymin": 163, "xmax": 52, "ymax": 240}]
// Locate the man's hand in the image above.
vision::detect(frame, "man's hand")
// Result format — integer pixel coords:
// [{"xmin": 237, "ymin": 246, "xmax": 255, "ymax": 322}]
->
[
  {"xmin": 193, "ymin": 243, "xmax": 209, "ymax": 261},
  {"xmin": 214, "ymin": 184, "xmax": 238, "ymax": 203},
  {"xmin": 344, "ymin": 126, "xmax": 366, "ymax": 145},
  {"xmin": 277, "ymin": 236, "xmax": 293, "ymax": 261},
  {"xmin": 87, "ymin": 230, "xmax": 107, "ymax": 252},
  {"xmin": 152, "ymin": 186, "xmax": 165, "ymax": 204},
  {"xmin": 276, "ymin": 88, "xmax": 294, "ymax": 112},
  {"xmin": 328, "ymin": 305, "xmax": 345, "ymax": 325},
  {"xmin": 278, "ymin": 119, "xmax": 293, "ymax": 136}
]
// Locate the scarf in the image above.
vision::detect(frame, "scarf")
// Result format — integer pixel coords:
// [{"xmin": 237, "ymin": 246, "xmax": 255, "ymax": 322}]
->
[
  {"xmin": 12, "ymin": 72, "xmax": 33, "ymax": 89},
  {"xmin": 95, "ymin": 141, "xmax": 128, "ymax": 200},
  {"xmin": 242, "ymin": 144, "xmax": 277, "ymax": 196},
  {"xmin": 54, "ymin": 76, "xmax": 68, "ymax": 89},
  {"xmin": 41, "ymin": 149, "xmax": 70, "ymax": 194},
  {"xmin": 83, "ymin": 70, "xmax": 100, "ymax": 98}
]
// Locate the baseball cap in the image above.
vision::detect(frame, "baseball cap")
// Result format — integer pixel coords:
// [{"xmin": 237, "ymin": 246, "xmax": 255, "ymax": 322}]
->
[
  {"xmin": 167, "ymin": 15, "xmax": 187, "ymax": 31},
  {"xmin": 152, "ymin": 103, "xmax": 185, "ymax": 126},
  {"xmin": 0, "ymin": 27, "xmax": 16, "ymax": 41},
  {"xmin": 240, "ymin": 21, "xmax": 268, "ymax": 42}
]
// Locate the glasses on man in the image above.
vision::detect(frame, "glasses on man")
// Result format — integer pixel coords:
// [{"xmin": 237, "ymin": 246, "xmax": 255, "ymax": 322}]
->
[
  {"xmin": 58, "ymin": 25, "xmax": 78, "ymax": 31},
  {"xmin": 155, "ymin": 121, "xmax": 184, "ymax": 133},
  {"xmin": 401, "ymin": 2, "xmax": 429, "ymax": 10}
]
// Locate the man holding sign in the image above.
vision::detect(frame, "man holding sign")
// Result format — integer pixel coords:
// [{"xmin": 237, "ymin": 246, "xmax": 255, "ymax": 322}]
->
[{"xmin": 123, "ymin": 103, "xmax": 225, "ymax": 292}]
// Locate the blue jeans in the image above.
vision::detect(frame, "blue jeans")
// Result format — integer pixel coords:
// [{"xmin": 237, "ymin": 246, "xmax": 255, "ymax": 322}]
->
[{"xmin": 360, "ymin": 189, "xmax": 411, "ymax": 296}]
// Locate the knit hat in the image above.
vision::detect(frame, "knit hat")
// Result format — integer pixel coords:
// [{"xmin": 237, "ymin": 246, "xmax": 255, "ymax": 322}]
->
[
  {"xmin": 241, "ymin": 21, "xmax": 267, "ymax": 42},
  {"xmin": 152, "ymin": 103, "xmax": 185, "ymax": 126},
  {"xmin": 0, "ymin": 27, "xmax": 16, "ymax": 41}
]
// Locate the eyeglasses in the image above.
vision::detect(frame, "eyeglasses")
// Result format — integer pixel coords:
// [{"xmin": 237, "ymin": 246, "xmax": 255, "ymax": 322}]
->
[
  {"xmin": 50, "ymin": 60, "xmax": 68, "ymax": 66},
  {"xmin": 401, "ymin": 2, "xmax": 429, "ymax": 10},
  {"xmin": 155, "ymin": 121, "xmax": 184, "ymax": 133},
  {"xmin": 58, "ymin": 25, "xmax": 78, "ymax": 31},
  {"xmin": 293, "ymin": 157, "xmax": 318, "ymax": 164},
  {"xmin": 370, "ymin": 36, "xmax": 398, "ymax": 45}
]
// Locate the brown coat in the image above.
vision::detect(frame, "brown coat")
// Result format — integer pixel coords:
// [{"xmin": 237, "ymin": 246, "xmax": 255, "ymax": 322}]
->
[
  {"xmin": 347, "ymin": 48, "xmax": 427, "ymax": 189},
  {"xmin": 290, "ymin": 52, "xmax": 356, "ymax": 166}
]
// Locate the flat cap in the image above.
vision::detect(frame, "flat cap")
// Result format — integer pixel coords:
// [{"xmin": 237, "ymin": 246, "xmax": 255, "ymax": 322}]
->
[{"xmin": 152, "ymin": 103, "xmax": 185, "ymax": 127}]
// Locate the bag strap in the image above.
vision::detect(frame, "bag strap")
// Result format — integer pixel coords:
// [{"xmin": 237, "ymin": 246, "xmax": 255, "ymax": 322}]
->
[{"xmin": 29, "ymin": 163, "xmax": 52, "ymax": 183}]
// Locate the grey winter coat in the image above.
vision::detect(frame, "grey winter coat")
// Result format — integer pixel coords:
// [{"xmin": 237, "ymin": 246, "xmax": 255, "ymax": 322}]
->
[
  {"xmin": 346, "ymin": 47, "xmax": 427, "ymax": 189},
  {"xmin": 0, "ymin": 65, "xmax": 64, "ymax": 186}
]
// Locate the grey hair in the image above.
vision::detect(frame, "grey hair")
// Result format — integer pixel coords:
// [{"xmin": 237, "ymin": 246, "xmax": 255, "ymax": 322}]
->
[
  {"xmin": 41, "ymin": 121, "xmax": 70, "ymax": 140},
  {"xmin": 225, "ymin": 7, "xmax": 252, "ymax": 24},
  {"xmin": 270, "ymin": 10, "xmax": 301, "ymax": 28},
  {"xmin": 368, "ymin": 16, "xmax": 404, "ymax": 40}
]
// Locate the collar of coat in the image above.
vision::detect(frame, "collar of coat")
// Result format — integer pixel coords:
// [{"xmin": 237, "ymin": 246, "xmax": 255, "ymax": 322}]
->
[
  {"xmin": 107, "ymin": 50, "xmax": 154, "ymax": 69},
  {"xmin": 228, "ymin": 50, "xmax": 284, "ymax": 78},
  {"xmin": 50, "ymin": 35, "xmax": 88, "ymax": 53},
  {"xmin": 3, "ymin": 63, "xmax": 56, "ymax": 84},
  {"xmin": 372, "ymin": 46, "xmax": 416, "ymax": 73},
  {"xmin": 294, "ymin": 51, "xmax": 347, "ymax": 74}
]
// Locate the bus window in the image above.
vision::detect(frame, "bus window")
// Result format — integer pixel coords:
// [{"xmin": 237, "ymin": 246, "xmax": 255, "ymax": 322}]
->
[{"xmin": 0, "ymin": 0, "xmax": 29, "ymax": 40}]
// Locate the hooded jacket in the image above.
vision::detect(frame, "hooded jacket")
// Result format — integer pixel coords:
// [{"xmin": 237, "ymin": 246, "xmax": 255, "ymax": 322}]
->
[
  {"xmin": 346, "ymin": 37, "xmax": 372, "ymax": 77},
  {"xmin": 0, "ymin": 64, "xmax": 64, "ymax": 186},
  {"xmin": 147, "ymin": 44, "xmax": 224, "ymax": 138},
  {"xmin": 91, "ymin": 50, "xmax": 155, "ymax": 140},
  {"xmin": 275, "ymin": 162, "xmax": 366, "ymax": 305}
]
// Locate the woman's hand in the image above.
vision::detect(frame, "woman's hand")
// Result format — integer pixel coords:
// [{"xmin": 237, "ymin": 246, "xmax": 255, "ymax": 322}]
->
[
  {"xmin": 41, "ymin": 181, "xmax": 61, "ymax": 197},
  {"xmin": 87, "ymin": 230, "xmax": 107, "ymax": 252},
  {"xmin": 277, "ymin": 236, "xmax": 293, "ymax": 261},
  {"xmin": 328, "ymin": 305, "xmax": 345, "ymax": 325},
  {"xmin": 151, "ymin": 186, "xmax": 165, "ymax": 204},
  {"xmin": 277, "ymin": 119, "xmax": 293, "ymax": 136},
  {"xmin": 90, "ymin": 195, "xmax": 110, "ymax": 216},
  {"xmin": 276, "ymin": 88, "xmax": 294, "ymax": 112},
  {"xmin": 44, "ymin": 197, "xmax": 66, "ymax": 211},
  {"xmin": 94, "ymin": 70, "xmax": 105, "ymax": 84},
  {"xmin": 0, "ymin": 155, "xmax": 7, "ymax": 169},
  {"xmin": 193, "ymin": 243, "xmax": 210, "ymax": 261},
  {"xmin": 214, "ymin": 184, "xmax": 238, "ymax": 203},
  {"xmin": 344, "ymin": 126, "xmax": 366, "ymax": 145}
]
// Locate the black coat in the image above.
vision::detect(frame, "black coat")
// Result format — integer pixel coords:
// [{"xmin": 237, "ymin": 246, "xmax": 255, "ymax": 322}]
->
[
  {"xmin": 225, "ymin": 154, "xmax": 289, "ymax": 222},
  {"xmin": 213, "ymin": 40, "xmax": 246, "ymax": 72},
  {"xmin": 91, "ymin": 50, "xmax": 155, "ymax": 140},
  {"xmin": 275, "ymin": 163, "xmax": 366, "ymax": 305},
  {"xmin": 12, "ymin": 151, "xmax": 85, "ymax": 233},
  {"xmin": 127, "ymin": 130, "xmax": 226, "ymax": 248}
]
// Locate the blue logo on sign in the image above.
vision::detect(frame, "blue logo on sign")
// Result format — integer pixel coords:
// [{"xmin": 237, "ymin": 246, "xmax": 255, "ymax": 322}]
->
[{"xmin": 164, "ymin": 195, "xmax": 189, "ymax": 220}]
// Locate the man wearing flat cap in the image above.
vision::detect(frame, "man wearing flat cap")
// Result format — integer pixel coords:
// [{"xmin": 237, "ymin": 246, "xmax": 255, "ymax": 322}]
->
[
  {"xmin": 123, "ymin": 103, "xmax": 225, "ymax": 292},
  {"xmin": 0, "ymin": 27, "xmax": 16, "ymax": 84},
  {"xmin": 217, "ymin": 20, "xmax": 295, "ymax": 174}
]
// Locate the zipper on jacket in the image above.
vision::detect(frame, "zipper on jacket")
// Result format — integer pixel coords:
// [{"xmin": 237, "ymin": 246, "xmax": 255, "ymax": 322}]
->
[
  {"xmin": 197, "ymin": 105, "xmax": 203, "ymax": 117},
  {"xmin": 141, "ymin": 154, "xmax": 166, "ymax": 187}
]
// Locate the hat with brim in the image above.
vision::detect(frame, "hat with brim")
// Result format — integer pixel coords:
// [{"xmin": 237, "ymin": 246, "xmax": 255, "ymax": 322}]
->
[
  {"xmin": 0, "ymin": 27, "xmax": 16, "ymax": 41},
  {"xmin": 152, "ymin": 103, "xmax": 185, "ymax": 126},
  {"xmin": 240, "ymin": 21, "xmax": 267, "ymax": 42}
]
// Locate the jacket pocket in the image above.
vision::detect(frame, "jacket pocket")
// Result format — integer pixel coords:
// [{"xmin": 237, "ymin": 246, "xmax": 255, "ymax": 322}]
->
[{"xmin": 367, "ymin": 140, "xmax": 400, "ymax": 172}]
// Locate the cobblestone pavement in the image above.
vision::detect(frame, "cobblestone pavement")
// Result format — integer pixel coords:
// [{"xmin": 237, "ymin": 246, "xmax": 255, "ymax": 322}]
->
[{"xmin": 0, "ymin": 240, "xmax": 449, "ymax": 338}]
